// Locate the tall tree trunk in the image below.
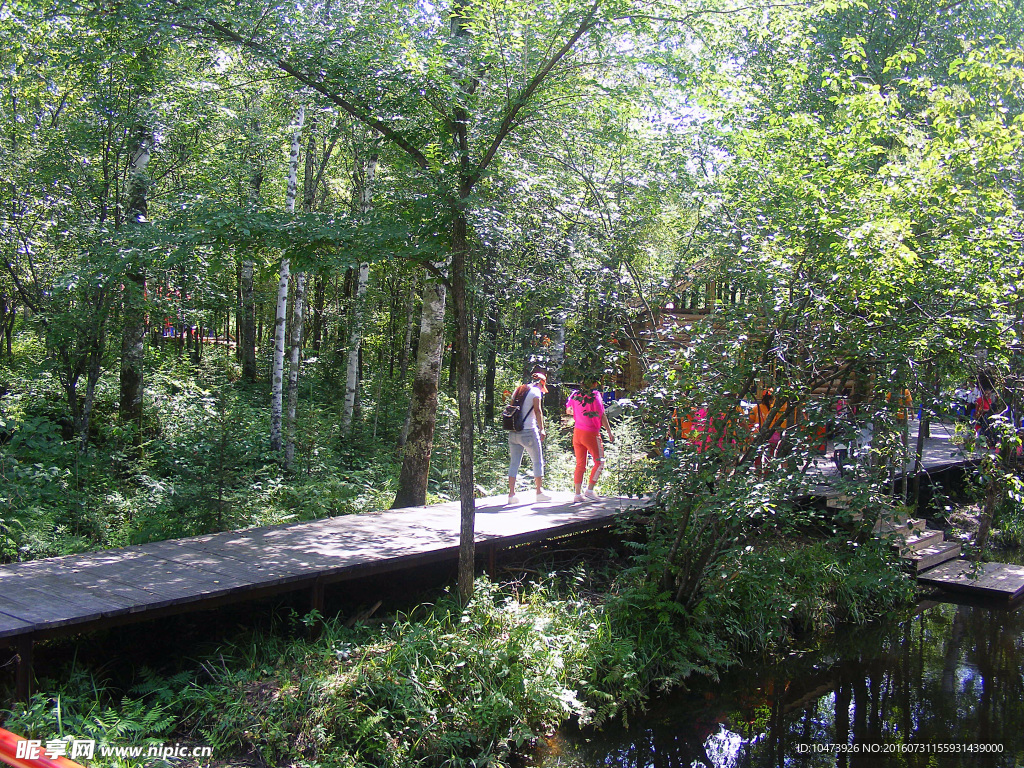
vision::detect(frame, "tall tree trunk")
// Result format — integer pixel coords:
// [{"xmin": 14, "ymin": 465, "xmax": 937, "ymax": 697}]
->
[
  {"xmin": 0, "ymin": 293, "xmax": 14, "ymax": 359},
  {"xmin": 270, "ymin": 106, "xmax": 304, "ymax": 452},
  {"xmin": 60, "ymin": 287, "xmax": 111, "ymax": 454},
  {"xmin": 118, "ymin": 120, "xmax": 152, "ymax": 441},
  {"xmin": 285, "ymin": 273, "xmax": 307, "ymax": 468},
  {"xmin": 398, "ymin": 273, "xmax": 418, "ymax": 382},
  {"xmin": 393, "ymin": 277, "xmax": 446, "ymax": 508},
  {"xmin": 310, "ymin": 275, "xmax": 325, "ymax": 352},
  {"xmin": 239, "ymin": 258, "xmax": 257, "ymax": 380},
  {"xmin": 447, "ymin": 325, "xmax": 458, "ymax": 391},
  {"xmin": 484, "ymin": 306, "xmax": 498, "ymax": 423},
  {"xmin": 239, "ymin": 159, "xmax": 263, "ymax": 382},
  {"xmin": 270, "ymin": 269, "xmax": 290, "ymax": 452},
  {"xmin": 341, "ymin": 262, "xmax": 370, "ymax": 434},
  {"xmin": 80, "ymin": 336, "xmax": 106, "ymax": 454},
  {"xmin": 340, "ymin": 153, "xmax": 378, "ymax": 435},
  {"xmin": 284, "ymin": 112, "xmax": 329, "ymax": 463},
  {"xmin": 452, "ymin": 203, "xmax": 476, "ymax": 605},
  {"xmin": 471, "ymin": 297, "xmax": 482, "ymax": 427}
]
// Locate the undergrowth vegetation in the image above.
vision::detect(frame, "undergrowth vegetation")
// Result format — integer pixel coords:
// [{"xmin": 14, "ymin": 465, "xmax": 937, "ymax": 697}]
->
[
  {"xmin": 3, "ymin": 533, "xmax": 914, "ymax": 767},
  {"xmin": 3, "ymin": 571, "xmax": 720, "ymax": 767},
  {"xmin": 0, "ymin": 345, "xmax": 557, "ymax": 561},
  {"xmin": 698, "ymin": 538, "xmax": 916, "ymax": 654}
]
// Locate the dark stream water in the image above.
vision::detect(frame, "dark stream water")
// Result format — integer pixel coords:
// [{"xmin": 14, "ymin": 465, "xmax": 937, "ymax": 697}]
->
[{"xmin": 525, "ymin": 600, "xmax": 1024, "ymax": 767}]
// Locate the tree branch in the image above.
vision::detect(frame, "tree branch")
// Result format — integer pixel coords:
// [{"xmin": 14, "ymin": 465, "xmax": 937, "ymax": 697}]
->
[
  {"xmin": 625, "ymin": 2, "xmax": 811, "ymax": 26},
  {"xmin": 474, "ymin": 0, "xmax": 602, "ymax": 182},
  {"xmin": 159, "ymin": 2, "xmax": 431, "ymax": 170}
]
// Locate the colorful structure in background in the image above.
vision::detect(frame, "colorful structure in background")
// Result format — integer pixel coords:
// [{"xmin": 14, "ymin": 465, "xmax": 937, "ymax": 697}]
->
[{"xmin": 615, "ymin": 278, "xmax": 866, "ymax": 399}]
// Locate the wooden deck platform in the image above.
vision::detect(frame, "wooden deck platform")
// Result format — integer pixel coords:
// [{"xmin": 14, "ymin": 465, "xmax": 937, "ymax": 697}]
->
[
  {"xmin": 0, "ymin": 492, "xmax": 647, "ymax": 699},
  {"xmin": 917, "ymin": 560, "xmax": 1024, "ymax": 601},
  {"xmin": 807, "ymin": 417, "xmax": 984, "ymax": 491}
]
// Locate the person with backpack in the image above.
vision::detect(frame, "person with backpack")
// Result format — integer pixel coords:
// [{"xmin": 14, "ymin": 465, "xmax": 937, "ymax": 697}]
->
[
  {"xmin": 566, "ymin": 377, "xmax": 615, "ymax": 502},
  {"xmin": 504, "ymin": 371, "xmax": 553, "ymax": 505}
]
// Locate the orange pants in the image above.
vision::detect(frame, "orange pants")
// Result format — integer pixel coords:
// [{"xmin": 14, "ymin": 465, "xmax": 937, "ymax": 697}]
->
[{"xmin": 573, "ymin": 428, "xmax": 603, "ymax": 486}]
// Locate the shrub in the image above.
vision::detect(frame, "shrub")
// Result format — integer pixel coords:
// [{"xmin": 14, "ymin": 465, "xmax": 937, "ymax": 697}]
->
[{"xmin": 171, "ymin": 576, "xmax": 717, "ymax": 767}]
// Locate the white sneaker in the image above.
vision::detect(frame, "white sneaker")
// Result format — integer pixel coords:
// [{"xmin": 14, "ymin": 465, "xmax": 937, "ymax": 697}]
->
[
  {"xmin": 574, "ymin": 493, "xmax": 586, "ymax": 503},
  {"xmin": 535, "ymin": 491, "xmax": 552, "ymax": 502},
  {"xmin": 583, "ymin": 489, "xmax": 602, "ymax": 501},
  {"xmin": 507, "ymin": 495, "xmax": 521, "ymax": 505}
]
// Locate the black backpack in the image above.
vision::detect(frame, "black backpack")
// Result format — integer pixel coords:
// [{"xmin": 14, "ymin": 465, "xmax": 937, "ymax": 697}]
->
[{"xmin": 502, "ymin": 388, "xmax": 533, "ymax": 431}]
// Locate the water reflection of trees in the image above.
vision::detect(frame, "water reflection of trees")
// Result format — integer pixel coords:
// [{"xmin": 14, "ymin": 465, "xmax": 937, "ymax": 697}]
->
[
  {"xmin": 758, "ymin": 603, "xmax": 1024, "ymax": 767},
  {"xmin": 554, "ymin": 603, "xmax": 1024, "ymax": 767}
]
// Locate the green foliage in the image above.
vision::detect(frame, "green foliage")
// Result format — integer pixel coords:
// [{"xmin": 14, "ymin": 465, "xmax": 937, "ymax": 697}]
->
[
  {"xmin": 1, "ymin": 0, "xmax": 1019, "ymax": 761},
  {"xmin": 993, "ymin": 490, "xmax": 1024, "ymax": 548},
  {"xmin": 0, "ymin": 341, "xmax": 413, "ymax": 559},
  {"xmin": 163, "ymin": 576, "xmax": 715, "ymax": 767},
  {"xmin": 4, "ymin": 670, "xmax": 178, "ymax": 768},
  {"xmin": 696, "ymin": 538, "xmax": 916, "ymax": 655}
]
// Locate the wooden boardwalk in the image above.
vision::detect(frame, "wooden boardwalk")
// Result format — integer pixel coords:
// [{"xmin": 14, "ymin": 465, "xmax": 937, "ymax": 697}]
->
[
  {"xmin": 806, "ymin": 417, "xmax": 983, "ymax": 486},
  {"xmin": 0, "ymin": 423, "xmax": 999, "ymax": 699},
  {"xmin": 0, "ymin": 492, "xmax": 647, "ymax": 699}
]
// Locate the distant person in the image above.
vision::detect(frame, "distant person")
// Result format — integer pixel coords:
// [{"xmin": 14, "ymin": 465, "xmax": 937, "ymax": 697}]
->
[
  {"xmin": 857, "ymin": 420, "xmax": 874, "ymax": 465},
  {"xmin": 566, "ymin": 377, "xmax": 615, "ymax": 502},
  {"xmin": 832, "ymin": 389, "xmax": 853, "ymax": 478},
  {"xmin": 664, "ymin": 403, "xmax": 695, "ymax": 456},
  {"xmin": 894, "ymin": 388, "xmax": 912, "ymax": 423},
  {"xmin": 967, "ymin": 384, "xmax": 981, "ymax": 421},
  {"xmin": 975, "ymin": 388, "xmax": 996, "ymax": 448},
  {"xmin": 954, "ymin": 385, "xmax": 972, "ymax": 420},
  {"xmin": 506, "ymin": 371, "xmax": 552, "ymax": 505},
  {"xmin": 692, "ymin": 394, "xmax": 743, "ymax": 454},
  {"xmin": 749, "ymin": 390, "xmax": 783, "ymax": 471}
]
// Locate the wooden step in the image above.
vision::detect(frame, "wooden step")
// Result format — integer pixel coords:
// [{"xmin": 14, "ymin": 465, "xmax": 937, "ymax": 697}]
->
[
  {"xmin": 894, "ymin": 529, "xmax": 944, "ymax": 553},
  {"xmin": 873, "ymin": 514, "xmax": 909, "ymax": 534},
  {"xmin": 903, "ymin": 541, "xmax": 962, "ymax": 572},
  {"xmin": 875, "ymin": 517, "xmax": 926, "ymax": 536}
]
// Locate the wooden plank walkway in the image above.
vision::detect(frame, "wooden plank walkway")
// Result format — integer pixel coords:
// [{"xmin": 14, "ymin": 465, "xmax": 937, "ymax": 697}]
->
[
  {"xmin": 918, "ymin": 560, "xmax": 1024, "ymax": 601},
  {"xmin": 0, "ymin": 492, "xmax": 648, "ymax": 698},
  {"xmin": 0, "ymin": 423, "xmax": 994, "ymax": 698}
]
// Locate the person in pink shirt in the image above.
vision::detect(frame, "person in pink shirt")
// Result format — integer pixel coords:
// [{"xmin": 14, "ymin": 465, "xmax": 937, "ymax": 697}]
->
[{"xmin": 566, "ymin": 377, "xmax": 615, "ymax": 502}]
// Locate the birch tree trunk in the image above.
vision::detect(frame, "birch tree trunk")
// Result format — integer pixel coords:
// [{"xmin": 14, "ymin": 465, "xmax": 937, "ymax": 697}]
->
[
  {"xmin": 118, "ymin": 121, "xmax": 152, "ymax": 440},
  {"xmin": 392, "ymin": 277, "xmax": 446, "ymax": 508},
  {"xmin": 270, "ymin": 106, "xmax": 304, "ymax": 453},
  {"xmin": 240, "ymin": 152, "xmax": 263, "ymax": 382},
  {"xmin": 283, "ymin": 113, "xmax": 317, "ymax": 464},
  {"xmin": 340, "ymin": 152, "xmax": 378, "ymax": 435},
  {"xmin": 284, "ymin": 273, "xmax": 306, "ymax": 468},
  {"xmin": 285, "ymin": 113, "xmax": 338, "ymax": 461}
]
